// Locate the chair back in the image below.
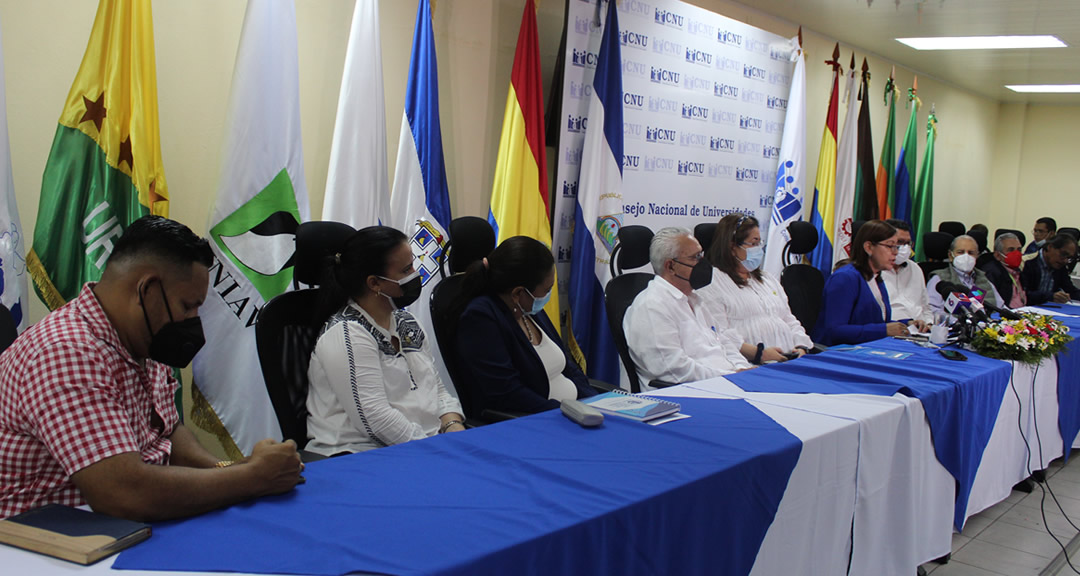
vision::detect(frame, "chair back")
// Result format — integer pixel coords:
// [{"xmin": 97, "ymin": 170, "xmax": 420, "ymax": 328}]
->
[
  {"xmin": 255, "ymin": 289, "xmax": 323, "ymax": 448},
  {"xmin": 968, "ymin": 229, "xmax": 988, "ymax": 254},
  {"xmin": 429, "ymin": 274, "xmax": 478, "ymax": 417},
  {"xmin": 0, "ymin": 303, "xmax": 16, "ymax": 355},
  {"xmin": 922, "ymin": 231, "xmax": 954, "ymax": 261},
  {"xmin": 851, "ymin": 220, "xmax": 866, "ymax": 243},
  {"xmin": 780, "ymin": 264, "xmax": 824, "ymax": 333},
  {"xmin": 604, "ymin": 273, "xmax": 653, "ymax": 393},
  {"xmin": 994, "ymin": 228, "xmax": 1026, "ymax": 248},
  {"xmin": 782, "ymin": 221, "xmax": 818, "ymax": 266},
  {"xmin": 445, "ymin": 216, "xmax": 496, "ymax": 277},
  {"xmin": 609, "ymin": 225, "xmax": 653, "ymax": 277},
  {"xmin": 938, "ymin": 221, "xmax": 966, "ymax": 239},
  {"xmin": 1058, "ymin": 227, "xmax": 1080, "ymax": 241},
  {"xmin": 693, "ymin": 222, "xmax": 715, "ymax": 256},
  {"xmin": 255, "ymin": 221, "xmax": 356, "ymax": 447}
]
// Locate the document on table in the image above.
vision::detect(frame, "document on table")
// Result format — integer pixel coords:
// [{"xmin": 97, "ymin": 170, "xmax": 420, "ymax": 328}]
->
[{"xmin": 829, "ymin": 346, "xmax": 913, "ymax": 360}]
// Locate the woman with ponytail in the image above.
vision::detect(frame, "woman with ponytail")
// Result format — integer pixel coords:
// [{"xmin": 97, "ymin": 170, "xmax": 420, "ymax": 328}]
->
[
  {"xmin": 453, "ymin": 236, "xmax": 595, "ymax": 415},
  {"xmin": 306, "ymin": 226, "xmax": 464, "ymax": 456}
]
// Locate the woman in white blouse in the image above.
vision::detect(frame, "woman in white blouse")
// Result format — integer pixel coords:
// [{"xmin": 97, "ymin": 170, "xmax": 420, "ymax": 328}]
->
[
  {"xmin": 699, "ymin": 214, "xmax": 813, "ymax": 365},
  {"xmin": 305, "ymin": 226, "xmax": 464, "ymax": 456}
]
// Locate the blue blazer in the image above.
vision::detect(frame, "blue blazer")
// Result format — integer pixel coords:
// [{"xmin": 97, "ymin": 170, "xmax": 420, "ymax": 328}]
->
[
  {"xmin": 456, "ymin": 294, "xmax": 595, "ymax": 414},
  {"xmin": 813, "ymin": 264, "xmax": 901, "ymax": 345}
]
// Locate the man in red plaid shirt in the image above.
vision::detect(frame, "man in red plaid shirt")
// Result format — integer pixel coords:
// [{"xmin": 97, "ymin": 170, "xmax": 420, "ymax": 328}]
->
[{"xmin": 0, "ymin": 216, "xmax": 303, "ymax": 521}]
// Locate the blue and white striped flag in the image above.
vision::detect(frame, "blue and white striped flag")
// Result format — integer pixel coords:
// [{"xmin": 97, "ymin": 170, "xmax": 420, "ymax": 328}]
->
[
  {"xmin": 566, "ymin": 0, "xmax": 621, "ymax": 386},
  {"xmin": 389, "ymin": 0, "xmax": 454, "ymax": 395},
  {"xmin": 762, "ymin": 35, "xmax": 807, "ymax": 278},
  {"xmin": 0, "ymin": 19, "xmax": 26, "ymax": 332}
]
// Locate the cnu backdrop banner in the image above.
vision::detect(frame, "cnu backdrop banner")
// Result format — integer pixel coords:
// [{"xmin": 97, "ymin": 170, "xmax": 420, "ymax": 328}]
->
[{"xmin": 553, "ymin": 0, "xmax": 794, "ymax": 312}]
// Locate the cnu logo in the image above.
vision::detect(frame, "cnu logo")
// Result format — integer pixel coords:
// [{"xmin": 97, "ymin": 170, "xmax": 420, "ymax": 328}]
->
[
  {"xmin": 571, "ymin": 48, "xmax": 598, "ymax": 68},
  {"xmin": 620, "ymin": 30, "xmax": 648, "ymax": 49},
  {"xmin": 767, "ymin": 95, "xmax": 788, "ymax": 110},
  {"xmin": 624, "ymin": 154, "xmax": 641, "ymax": 170},
  {"xmin": 562, "ymin": 181, "xmax": 578, "ymax": 197},
  {"xmin": 645, "ymin": 126, "xmax": 677, "ymax": 143},
  {"xmin": 736, "ymin": 167, "xmax": 760, "ymax": 182},
  {"xmin": 619, "ymin": 0, "xmax": 652, "ymax": 17},
  {"xmin": 740, "ymin": 115, "xmax": 763, "ymax": 131},
  {"xmin": 654, "ymin": 8, "xmax": 684, "ymax": 28},
  {"xmin": 717, "ymin": 30, "xmax": 743, "ymax": 46},
  {"xmin": 681, "ymin": 104, "xmax": 709, "ymax": 120},
  {"xmin": 743, "ymin": 64, "xmax": 767, "ymax": 81},
  {"xmin": 685, "ymin": 48, "xmax": 713, "ymax": 66},
  {"xmin": 650, "ymin": 66, "xmax": 680, "ymax": 86},
  {"xmin": 763, "ymin": 145, "xmax": 780, "ymax": 159},
  {"xmin": 714, "ymin": 83, "xmax": 738, "ymax": 99},
  {"xmin": 678, "ymin": 160, "xmax": 705, "ymax": 176},
  {"xmin": 567, "ymin": 115, "xmax": 588, "ymax": 133},
  {"xmin": 710, "ymin": 137, "xmax": 735, "ymax": 151},
  {"xmin": 624, "ymin": 92, "xmax": 645, "ymax": 109}
]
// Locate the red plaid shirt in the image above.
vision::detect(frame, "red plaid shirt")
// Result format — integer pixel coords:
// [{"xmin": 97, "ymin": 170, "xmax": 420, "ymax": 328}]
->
[{"xmin": 0, "ymin": 283, "xmax": 178, "ymax": 518}]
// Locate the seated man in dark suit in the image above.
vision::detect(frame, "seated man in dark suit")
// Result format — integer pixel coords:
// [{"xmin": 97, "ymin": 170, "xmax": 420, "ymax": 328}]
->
[
  {"xmin": 979, "ymin": 232, "xmax": 1027, "ymax": 308},
  {"xmin": 0, "ymin": 216, "xmax": 303, "ymax": 521},
  {"xmin": 1025, "ymin": 217, "xmax": 1057, "ymax": 254},
  {"xmin": 1021, "ymin": 234, "xmax": 1079, "ymax": 305}
]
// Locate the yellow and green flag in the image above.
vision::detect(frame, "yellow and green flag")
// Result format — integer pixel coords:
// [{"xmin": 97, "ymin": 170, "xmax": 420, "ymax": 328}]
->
[
  {"xmin": 28, "ymin": 0, "xmax": 167, "ymax": 310},
  {"xmin": 488, "ymin": 0, "xmax": 559, "ymax": 327}
]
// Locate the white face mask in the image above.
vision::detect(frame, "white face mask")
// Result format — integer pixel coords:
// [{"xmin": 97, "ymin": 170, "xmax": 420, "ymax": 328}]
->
[
  {"xmin": 894, "ymin": 245, "xmax": 912, "ymax": 266},
  {"xmin": 952, "ymin": 253, "xmax": 976, "ymax": 274}
]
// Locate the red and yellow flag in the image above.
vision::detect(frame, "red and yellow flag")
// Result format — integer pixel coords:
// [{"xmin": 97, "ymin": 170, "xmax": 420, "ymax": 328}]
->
[{"xmin": 488, "ymin": 0, "xmax": 559, "ymax": 328}]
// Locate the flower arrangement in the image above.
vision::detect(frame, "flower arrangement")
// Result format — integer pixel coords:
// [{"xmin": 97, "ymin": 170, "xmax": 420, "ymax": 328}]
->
[{"xmin": 970, "ymin": 313, "xmax": 1073, "ymax": 365}]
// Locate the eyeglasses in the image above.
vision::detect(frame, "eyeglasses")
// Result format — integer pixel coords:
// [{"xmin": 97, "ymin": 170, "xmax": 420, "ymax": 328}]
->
[
  {"xmin": 874, "ymin": 242, "xmax": 900, "ymax": 254},
  {"xmin": 672, "ymin": 251, "xmax": 704, "ymax": 267}
]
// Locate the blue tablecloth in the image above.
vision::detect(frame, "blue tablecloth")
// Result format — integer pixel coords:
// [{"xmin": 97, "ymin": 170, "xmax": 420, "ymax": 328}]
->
[
  {"xmin": 727, "ymin": 337, "xmax": 1011, "ymax": 530},
  {"xmin": 1035, "ymin": 307, "xmax": 1080, "ymax": 459},
  {"xmin": 114, "ymin": 398, "xmax": 801, "ymax": 576}
]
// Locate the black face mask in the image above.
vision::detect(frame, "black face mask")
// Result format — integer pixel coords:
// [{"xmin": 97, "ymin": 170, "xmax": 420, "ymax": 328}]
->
[
  {"xmin": 378, "ymin": 270, "xmax": 423, "ymax": 309},
  {"xmin": 673, "ymin": 258, "xmax": 713, "ymax": 290},
  {"xmin": 140, "ymin": 282, "xmax": 205, "ymax": 367}
]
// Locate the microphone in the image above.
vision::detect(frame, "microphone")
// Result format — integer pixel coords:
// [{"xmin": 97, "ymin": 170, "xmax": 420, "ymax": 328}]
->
[
  {"xmin": 936, "ymin": 282, "xmax": 990, "ymax": 322},
  {"xmin": 941, "ymin": 282, "xmax": 1021, "ymax": 320}
]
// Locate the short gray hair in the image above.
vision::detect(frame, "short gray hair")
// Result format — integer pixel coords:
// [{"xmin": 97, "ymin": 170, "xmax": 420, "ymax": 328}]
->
[
  {"xmin": 950, "ymin": 234, "xmax": 977, "ymax": 253},
  {"xmin": 650, "ymin": 227, "xmax": 693, "ymax": 274},
  {"xmin": 993, "ymin": 232, "xmax": 1019, "ymax": 254}
]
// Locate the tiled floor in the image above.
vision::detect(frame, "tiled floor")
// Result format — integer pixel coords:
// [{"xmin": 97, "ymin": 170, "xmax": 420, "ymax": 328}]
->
[{"xmin": 921, "ymin": 455, "xmax": 1080, "ymax": 576}]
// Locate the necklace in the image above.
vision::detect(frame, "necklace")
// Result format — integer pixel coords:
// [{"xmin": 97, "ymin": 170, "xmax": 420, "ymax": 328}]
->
[{"xmin": 518, "ymin": 309, "xmax": 537, "ymax": 343}]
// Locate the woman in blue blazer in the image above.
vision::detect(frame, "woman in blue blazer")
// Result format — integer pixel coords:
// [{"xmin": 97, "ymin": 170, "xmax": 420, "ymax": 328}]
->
[
  {"xmin": 813, "ymin": 220, "xmax": 918, "ymax": 345},
  {"xmin": 453, "ymin": 236, "xmax": 595, "ymax": 415}
]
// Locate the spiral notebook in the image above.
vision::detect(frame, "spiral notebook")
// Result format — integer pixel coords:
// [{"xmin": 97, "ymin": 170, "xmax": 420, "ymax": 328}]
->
[{"xmin": 581, "ymin": 389, "xmax": 681, "ymax": 422}]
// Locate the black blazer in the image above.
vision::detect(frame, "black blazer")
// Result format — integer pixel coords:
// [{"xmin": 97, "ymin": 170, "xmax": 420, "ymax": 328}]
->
[
  {"xmin": 979, "ymin": 259, "xmax": 1018, "ymax": 308},
  {"xmin": 1020, "ymin": 252, "xmax": 1080, "ymax": 305},
  {"xmin": 455, "ymin": 294, "xmax": 595, "ymax": 414}
]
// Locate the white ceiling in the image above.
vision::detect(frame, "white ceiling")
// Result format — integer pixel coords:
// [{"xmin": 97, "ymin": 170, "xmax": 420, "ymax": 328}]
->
[{"xmin": 728, "ymin": 0, "xmax": 1080, "ymax": 103}]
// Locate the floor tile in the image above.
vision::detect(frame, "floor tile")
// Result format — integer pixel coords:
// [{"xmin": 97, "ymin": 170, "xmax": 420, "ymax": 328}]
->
[
  {"xmin": 952, "ymin": 533, "xmax": 972, "ymax": 554},
  {"xmin": 960, "ymin": 514, "xmax": 995, "ymax": 538},
  {"xmin": 931, "ymin": 560, "xmax": 1023, "ymax": 576},
  {"xmin": 949, "ymin": 539, "xmax": 1047, "ymax": 575},
  {"xmin": 975, "ymin": 519, "xmax": 1069, "ymax": 559},
  {"xmin": 997, "ymin": 502, "xmax": 1080, "ymax": 537},
  {"xmin": 973, "ymin": 498, "xmax": 1016, "ymax": 521}
]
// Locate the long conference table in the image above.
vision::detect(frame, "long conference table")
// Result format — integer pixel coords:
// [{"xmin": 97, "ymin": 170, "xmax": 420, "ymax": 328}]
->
[{"xmin": 4, "ymin": 305, "xmax": 1080, "ymax": 576}]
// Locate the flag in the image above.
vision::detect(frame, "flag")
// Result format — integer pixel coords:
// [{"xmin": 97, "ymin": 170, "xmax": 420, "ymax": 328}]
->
[
  {"xmin": 28, "ymin": 0, "xmax": 167, "ymax": 312},
  {"xmin": 832, "ymin": 53, "xmax": 858, "ymax": 264},
  {"xmin": 323, "ymin": 0, "xmax": 389, "ymax": 228},
  {"xmin": 192, "ymin": 0, "xmax": 310, "ymax": 458},
  {"xmin": 808, "ymin": 45, "xmax": 842, "ymax": 277},
  {"xmin": 894, "ymin": 78, "xmax": 920, "ymax": 225},
  {"xmin": 852, "ymin": 58, "xmax": 878, "ymax": 222},
  {"xmin": 876, "ymin": 68, "xmax": 899, "ymax": 220},
  {"xmin": 913, "ymin": 111, "xmax": 937, "ymax": 260},
  {"xmin": 566, "ymin": 0, "xmax": 621, "ymax": 384},
  {"xmin": 0, "ymin": 20, "xmax": 26, "ymax": 332},
  {"xmin": 489, "ymin": 0, "xmax": 560, "ymax": 328},
  {"xmin": 389, "ymin": 0, "xmax": 454, "ymax": 394},
  {"xmin": 762, "ymin": 34, "xmax": 806, "ymax": 278}
]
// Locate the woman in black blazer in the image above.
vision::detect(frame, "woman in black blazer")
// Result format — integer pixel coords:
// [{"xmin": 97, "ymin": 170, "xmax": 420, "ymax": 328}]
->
[{"xmin": 453, "ymin": 236, "xmax": 595, "ymax": 415}]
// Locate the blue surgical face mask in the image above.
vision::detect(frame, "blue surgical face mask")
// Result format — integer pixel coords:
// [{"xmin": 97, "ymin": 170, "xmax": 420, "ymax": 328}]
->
[
  {"xmin": 741, "ymin": 245, "xmax": 764, "ymax": 272},
  {"xmin": 525, "ymin": 287, "xmax": 552, "ymax": 316}
]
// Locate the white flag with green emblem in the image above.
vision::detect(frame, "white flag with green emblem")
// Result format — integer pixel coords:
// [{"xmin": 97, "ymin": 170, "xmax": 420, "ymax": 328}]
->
[{"xmin": 192, "ymin": 0, "xmax": 309, "ymax": 458}]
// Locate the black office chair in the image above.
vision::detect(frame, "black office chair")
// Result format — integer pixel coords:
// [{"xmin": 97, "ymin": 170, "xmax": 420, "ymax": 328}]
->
[
  {"xmin": 779, "ymin": 221, "xmax": 824, "ymax": 334},
  {"xmin": 429, "ymin": 217, "xmax": 499, "ymax": 421},
  {"xmin": 851, "ymin": 220, "xmax": 866, "ymax": 244},
  {"xmin": 255, "ymin": 221, "xmax": 355, "ymax": 460},
  {"xmin": 995, "ymin": 228, "xmax": 1026, "ymax": 249},
  {"xmin": 694, "ymin": 222, "xmax": 716, "ymax": 256},
  {"xmin": 968, "ymin": 229, "xmax": 994, "ymax": 269},
  {"xmin": 604, "ymin": 225, "xmax": 666, "ymax": 394},
  {"xmin": 1058, "ymin": 227, "xmax": 1079, "ymax": 241},
  {"xmin": 938, "ymin": 221, "xmax": 965, "ymax": 239},
  {"xmin": 919, "ymin": 231, "xmax": 953, "ymax": 280},
  {"xmin": 0, "ymin": 303, "xmax": 17, "ymax": 355}
]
